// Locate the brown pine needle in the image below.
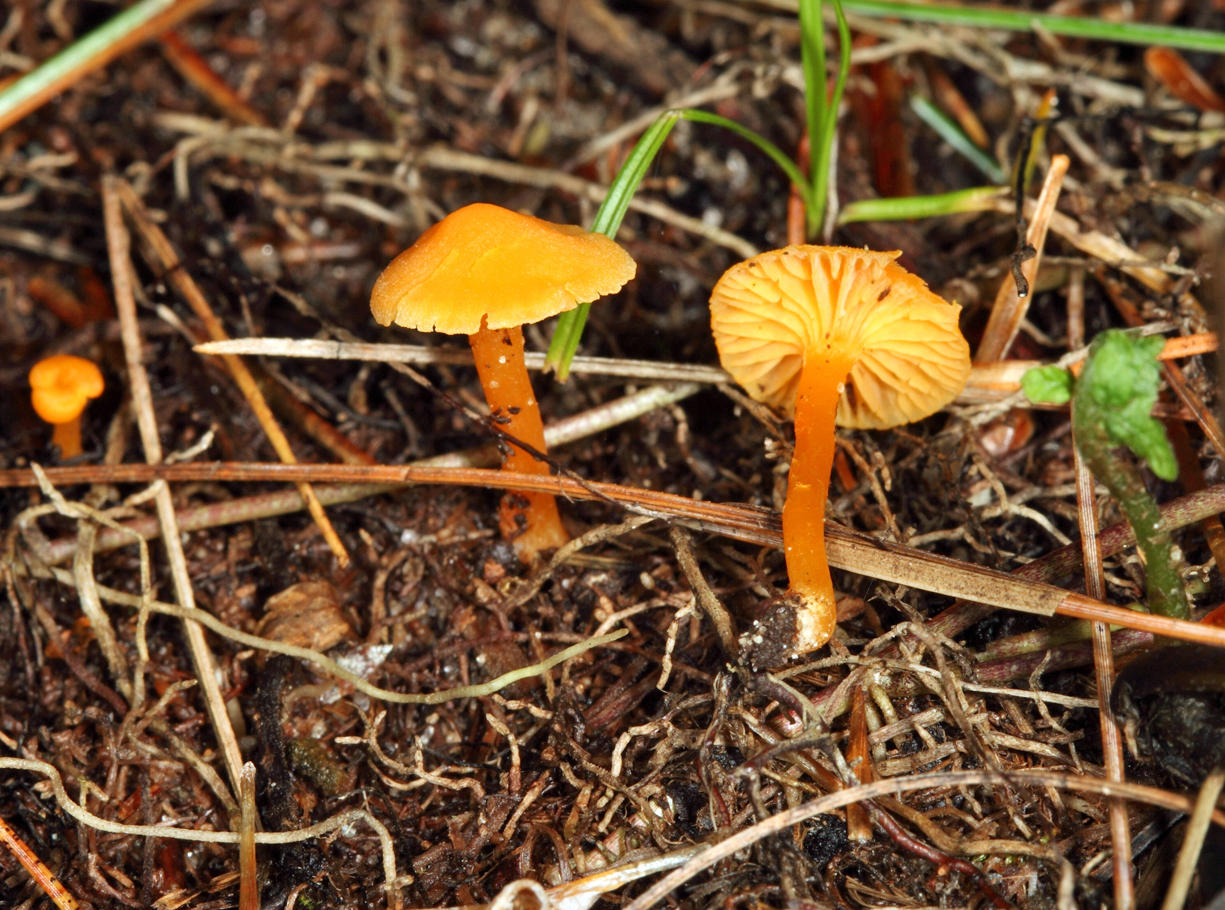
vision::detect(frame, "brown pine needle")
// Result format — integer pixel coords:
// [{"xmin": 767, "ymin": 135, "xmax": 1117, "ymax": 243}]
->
[
  {"xmin": 0, "ymin": 815, "xmax": 80, "ymax": 910},
  {"xmin": 9, "ymin": 460, "xmax": 1225, "ymax": 652},
  {"xmin": 0, "ymin": 0, "xmax": 214, "ymax": 135},
  {"xmin": 159, "ymin": 31, "xmax": 267, "ymax": 126}
]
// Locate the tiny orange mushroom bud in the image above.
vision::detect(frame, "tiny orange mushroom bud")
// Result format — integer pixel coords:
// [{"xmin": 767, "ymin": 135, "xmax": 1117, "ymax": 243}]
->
[
  {"xmin": 370, "ymin": 203, "xmax": 636, "ymax": 562},
  {"xmin": 710, "ymin": 246, "xmax": 970, "ymax": 663},
  {"xmin": 29, "ymin": 354, "xmax": 105, "ymax": 459}
]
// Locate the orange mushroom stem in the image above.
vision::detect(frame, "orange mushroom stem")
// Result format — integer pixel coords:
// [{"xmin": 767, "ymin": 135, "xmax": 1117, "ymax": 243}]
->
[
  {"xmin": 29, "ymin": 354, "xmax": 105, "ymax": 459},
  {"xmin": 782, "ymin": 351, "xmax": 856, "ymax": 650},
  {"xmin": 468, "ymin": 319, "xmax": 568, "ymax": 555},
  {"xmin": 370, "ymin": 203, "xmax": 636, "ymax": 563},
  {"xmin": 710, "ymin": 246, "xmax": 970, "ymax": 663}
]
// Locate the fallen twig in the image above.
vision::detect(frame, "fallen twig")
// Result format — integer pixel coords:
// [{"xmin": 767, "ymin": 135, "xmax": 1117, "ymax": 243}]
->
[{"xmin": 10, "ymin": 461, "xmax": 1225, "ymax": 650}]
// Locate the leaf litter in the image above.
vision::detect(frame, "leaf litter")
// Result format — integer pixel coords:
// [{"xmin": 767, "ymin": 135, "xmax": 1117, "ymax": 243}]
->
[{"xmin": 2, "ymin": 2, "xmax": 1225, "ymax": 908}]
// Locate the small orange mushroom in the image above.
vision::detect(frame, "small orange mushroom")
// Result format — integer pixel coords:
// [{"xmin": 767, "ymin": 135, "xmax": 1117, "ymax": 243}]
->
[
  {"xmin": 29, "ymin": 354, "xmax": 105, "ymax": 459},
  {"xmin": 710, "ymin": 245, "xmax": 970, "ymax": 662},
  {"xmin": 371, "ymin": 203, "xmax": 636, "ymax": 561}
]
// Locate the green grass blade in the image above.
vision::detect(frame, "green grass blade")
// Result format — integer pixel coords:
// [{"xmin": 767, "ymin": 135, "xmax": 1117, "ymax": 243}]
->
[
  {"xmin": 844, "ymin": 0, "xmax": 1225, "ymax": 55},
  {"xmin": 546, "ymin": 111, "xmax": 683, "ymax": 379},
  {"xmin": 587, "ymin": 111, "xmax": 684, "ymax": 238},
  {"xmin": 808, "ymin": 0, "xmax": 851, "ymax": 238},
  {"xmin": 838, "ymin": 185, "xmax": 1005, "ymax": 224},
  {"xmin": 0, "ymin": 0, "xmax": 204, "ymax": 132},
  {"xmin": 547, "ymin": 108, "xmax": 813, "ymax": 379},
  {"xmin": 910, "ymin": 95, "xmax": 1005, "ymax": 184},
  {"xmin": 798, "ymin": 0, "xmax": 826, "ymax": 199},
  {"xmin": 678, "ymin": 109, "xmax": 811, "ymax": 200}
]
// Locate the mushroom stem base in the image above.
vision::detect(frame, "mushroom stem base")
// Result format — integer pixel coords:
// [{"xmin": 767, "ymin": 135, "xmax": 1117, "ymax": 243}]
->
[
  {"xmin": 739, "ymin": 589, "xmax": 836, "ymax": 669},
  {"xmin": 468, "ymin": 322, "xmax": 569, "ymax": 561}
]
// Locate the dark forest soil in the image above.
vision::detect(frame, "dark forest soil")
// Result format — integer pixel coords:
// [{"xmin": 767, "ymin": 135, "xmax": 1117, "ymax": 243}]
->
[{"xmin": 3, "ymin": 2, "xmax": 1225, "ymax": 908}]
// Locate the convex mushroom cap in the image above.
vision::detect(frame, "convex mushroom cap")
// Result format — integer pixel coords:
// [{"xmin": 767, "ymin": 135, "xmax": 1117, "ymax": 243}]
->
[
  {"xmin": 29, "ymin": 354, "xmax": 104, "ymax": 424},
  {"xmin": 371, "ymin": 202, "xmax": 636, "ymax": 332},
  {"xmin": 369, "ymin": 202, "xmax": 636, "ymax": 563}
]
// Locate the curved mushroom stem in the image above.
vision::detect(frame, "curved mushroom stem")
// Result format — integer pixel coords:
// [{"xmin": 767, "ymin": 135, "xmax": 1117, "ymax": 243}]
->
[
  {"xmin": 50, "ymin": 418, "xmax": 83, "ymax": 459},
  {"xmin": 781, "ymin": 355, "xmax": 853, "ymax": 653},
  {"xmin": 468, "ymin": 321, "xmax": 570, "ymax": 562}
]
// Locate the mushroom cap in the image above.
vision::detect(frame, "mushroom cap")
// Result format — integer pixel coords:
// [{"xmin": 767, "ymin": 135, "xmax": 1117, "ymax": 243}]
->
[
  {"xmin": 28, "ymin": 354, "xmax": 104, "ymax": 423},
  {"xmin": 709, "ymin": 245, "xmax": 970, "ymax": 429},
  {"xmin": 370, "ymin": 203, "xmax": 637, "ymax": 334}
]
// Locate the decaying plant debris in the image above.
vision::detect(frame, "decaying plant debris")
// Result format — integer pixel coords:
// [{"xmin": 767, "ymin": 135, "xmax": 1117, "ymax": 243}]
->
[{"xmin": 3, "ymin": 2, "xmax": 1225, "ymax": 908}]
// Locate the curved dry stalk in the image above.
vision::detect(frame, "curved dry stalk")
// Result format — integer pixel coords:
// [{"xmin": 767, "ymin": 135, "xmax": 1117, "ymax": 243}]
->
[
  {"xmin": 502, "ymin": 846, "xmax": 704, "ymax": 910},
  {"xmin": 30, "ymin": 466, "xmax": 137, "ymax": 700},
  {"xmin": 103, "ymin": 176, "xmax": 246, "ymax": 799},
  {"xmin": 30, "ymin": 563, "xmax": 626, "ymax": 706},
  {"xmin": 620, "ymin": 768, "xmax": 1225, "ymax": 910},
  {"xmin": 0, "ymin": 757, "xmax": 402, "ymax": 910},
  {"xmin": 0, "ymin": 815, "xmax": 79, "ymax": 909}
]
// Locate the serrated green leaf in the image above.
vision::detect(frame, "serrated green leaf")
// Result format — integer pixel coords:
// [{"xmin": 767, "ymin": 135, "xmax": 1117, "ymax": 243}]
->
[
  {"xmin": 1080, "ymin": 330, "xmax": 1177, "ymax": 480},
  {"xmin": 1128, "ymin": 421, "xmax": 1179, "ymax": 481}
]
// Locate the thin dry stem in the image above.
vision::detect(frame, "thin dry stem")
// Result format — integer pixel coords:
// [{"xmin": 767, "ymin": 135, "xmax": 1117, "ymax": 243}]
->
[
  {"xmin": 238, "ymin": 762, "xmax": 258, "ymax": 910},
  {"xmin": 1072, "ymin": 312, "xmax": 1135, "ymax": 908},
  {"xmin": 113, "ymin": 178, "xmax": 349, "ymax": 564},
  {"xmin": 12, "ymin": 461, "xmax": 1225, "ymax": 649},
  {"xmin": 196, "ymin": 331, "xmax": 1219, "ymax": 405},
  {"xmin": 1162, "ymin": 766, "xmax": 1225, "ymax": 910},
  {"xmin": 621, "ymin": 768, "xmax": 1225, "ymax": 910},
  {"xmin": 102, "ymin": 175, "xmax": 246, "ymax": 798},
  {"xmin": 0, "ymin": 758, "xmax": 402, "ymax": 910},
  {"xmin": 976, "ymin": 154, "xmax": 1069, "ymax": 364}
]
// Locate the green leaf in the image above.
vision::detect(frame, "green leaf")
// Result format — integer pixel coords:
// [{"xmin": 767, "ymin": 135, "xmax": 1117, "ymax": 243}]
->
[
  {"xmin": 546, "ymin": 111, "xmax": 684, "ymax": 379},
  {"xmin": 1122, "ymin": 419, "xmax": 1179, "ymax": 482},
  {"xmin": 1021, "ymin": 365, "xmax": 1073, "ymax": 405},
  {"xmin": 1079, "ymin": 330, "xmax": 1178, "ymax": 481}
]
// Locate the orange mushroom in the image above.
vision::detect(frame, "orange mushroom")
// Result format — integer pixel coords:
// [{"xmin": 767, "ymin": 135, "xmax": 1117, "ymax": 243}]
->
[
  {"xmin": 710, "ymin": 245, "xmax": 970, "ymax": 662},
  {"xmin": 29, "ymin": 354, "xmax": 105, "ymax": 459},
  {"xmin": 371, "ymin": 203, "xmax": 636, "ymax": 561}
]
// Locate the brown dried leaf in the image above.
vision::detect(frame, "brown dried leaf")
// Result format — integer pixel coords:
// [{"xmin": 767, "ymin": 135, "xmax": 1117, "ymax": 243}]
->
[
  {"xmin": 258, "ymin": 580, "xmax": 355, "ymax": 652},
  {"xmin": 1144, "ymin": 46, "xmax": 1225, "ymax": 113}
]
